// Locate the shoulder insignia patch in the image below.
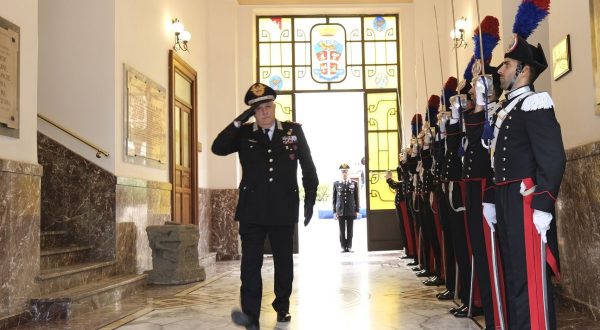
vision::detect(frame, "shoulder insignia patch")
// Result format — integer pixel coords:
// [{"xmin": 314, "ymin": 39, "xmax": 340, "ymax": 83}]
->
[{"xmin": 521, "ymin": 92, "xmax": 554, "ymax": 112}]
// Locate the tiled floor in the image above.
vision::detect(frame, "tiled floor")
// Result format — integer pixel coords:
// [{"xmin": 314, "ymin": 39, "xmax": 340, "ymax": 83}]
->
[{"xmin": 11, "ymin": 219, "xmax": 600, "ymax": 329}]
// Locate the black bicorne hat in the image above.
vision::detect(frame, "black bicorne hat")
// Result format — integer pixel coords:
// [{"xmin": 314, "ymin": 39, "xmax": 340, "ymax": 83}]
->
[
  {"xmin": 504, "ymin": 34, "xmax": 548, "ymax": 74},
  {"xmin": 244, "ymin": 83, "xmax": 277, "ymax": 106}
]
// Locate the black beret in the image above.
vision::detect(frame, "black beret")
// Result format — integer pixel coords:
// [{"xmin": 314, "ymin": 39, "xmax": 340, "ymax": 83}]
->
[{"xmin": 244, "ymin": 83, "xmax": 277, "ymax": 106}]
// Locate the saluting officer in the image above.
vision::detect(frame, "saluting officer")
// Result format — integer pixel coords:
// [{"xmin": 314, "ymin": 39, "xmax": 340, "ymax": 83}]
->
[
  {"xmin": 333, "ymin": 163, "xmax": 360, "ymax": 252},
  {"xmin": 492, "ymin": 35, "xmax": 566, "ymax": 330},
  {"xmin": 212, "ymin": 83, "xmax": 319, "ymax": 330}
]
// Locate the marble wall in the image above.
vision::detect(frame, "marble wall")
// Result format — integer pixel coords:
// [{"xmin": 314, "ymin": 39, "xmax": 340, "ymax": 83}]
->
[
  {"xmin": 115, "ymin": 178, "xmax": 172, "ymax": 275},
  {"xmin": 0, "ymin": 159, "xmax": 42, "ymax": 318},
  {"xmin": 556, "ymin": 140, "xmax": 600, "ymax": 320},
  {"xmin": 38, "ymin": 133, "xmax": 116, "ymax": 261},
  {"xmin": 209, "ymin": 189, "xmax": 240, "ymax": 261}
]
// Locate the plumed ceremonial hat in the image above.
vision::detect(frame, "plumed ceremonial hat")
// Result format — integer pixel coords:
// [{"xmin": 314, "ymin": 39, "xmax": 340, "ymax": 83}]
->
[
  {"xmin": 244, "ymin": 83, "xmax": 277, "ymax": 106},
  {"xmin": 505, "ymin": 0, "xmax": 551, "ymax": 75}
]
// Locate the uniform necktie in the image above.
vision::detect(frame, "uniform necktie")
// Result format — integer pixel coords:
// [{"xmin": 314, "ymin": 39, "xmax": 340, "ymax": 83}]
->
[{"xmin": 263, "ymin": 128, "xmax": 270, "ymax": 141}]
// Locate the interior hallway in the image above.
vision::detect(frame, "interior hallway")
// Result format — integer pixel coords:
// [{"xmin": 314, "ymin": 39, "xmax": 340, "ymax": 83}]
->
[{"xmin": 10, "ymin": 219, "xmax": 599, "ymax": 329}]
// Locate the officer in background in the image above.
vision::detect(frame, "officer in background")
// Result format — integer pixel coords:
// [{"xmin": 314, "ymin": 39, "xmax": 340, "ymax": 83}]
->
[
  {"xmin": 492, "ymin": 35, "xmax": 566, "ymax": 330},
  {"xmin": 333, "ymin": 163, "xmax": 360, "ymax": 252},
  {"xmin": 212, "ymin": 83, "xmax": 319, "ymax": 330}
]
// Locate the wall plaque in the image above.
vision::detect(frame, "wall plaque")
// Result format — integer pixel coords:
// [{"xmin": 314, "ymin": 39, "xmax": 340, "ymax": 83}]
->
[
  {"xmin": 0, "ymin": 17, "xmax": 19, "ymax": 138},
  {"xmin": 124, "ymin": 65, "xmax": 167, "ymax": 168}
]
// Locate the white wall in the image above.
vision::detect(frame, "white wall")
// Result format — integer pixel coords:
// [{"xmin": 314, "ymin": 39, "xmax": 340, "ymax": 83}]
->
[
  {"xmin": 115, "ymin": 0, "xmax": 209, "ymax": 183},
  {"xmin": 38, "ymin": 0, "xmax": 115, "ymax": 172},
  {"xmin": 0, "ymin": 0, "xmax": 38, "ymax": 164},
  {"xmin": 549, "ymin": 0, "xmax": 599, "ymax": 149}
]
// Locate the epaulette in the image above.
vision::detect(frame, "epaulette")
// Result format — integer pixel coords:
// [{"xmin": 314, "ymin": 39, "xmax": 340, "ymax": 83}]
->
[
  {"xmin": 521, "ymin": 92, "xmax": 554, "ymax": 112},
  {"xmin": 242, "ymin": 122, "xmax": 253, "ymax": 126},
  {"xmin": 284, "ymin": 120, "xmax": 302, "ymax": 126}
]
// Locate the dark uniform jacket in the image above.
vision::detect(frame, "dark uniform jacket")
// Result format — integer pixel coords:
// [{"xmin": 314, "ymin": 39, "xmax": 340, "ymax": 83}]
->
[
  {"xmin": 333, "ymin": 179, "xmax": 360, "ymax": 217},
  {"xmin": 386, "ymin": 165, "xmax": 405, "ymax": 205},
  {"xmin": 420, "ymin": 148, "xmax": 434, "ymax": 194},
  {"xmin": 441, "ymin": 122, "xmax": 463, "ymax": 182},
  {"xmin": 212, "ymin": 120, "xmax": 319, "ymax": 225},
  {"xmin": 493, "ymin": 85, "xmax": 566, "ymax": 214}
]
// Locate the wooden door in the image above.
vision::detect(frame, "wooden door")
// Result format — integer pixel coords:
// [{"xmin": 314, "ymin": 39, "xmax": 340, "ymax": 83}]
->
[{"xmin": 169, "ymin": 51, "xmax": 198, "ymax": 224}]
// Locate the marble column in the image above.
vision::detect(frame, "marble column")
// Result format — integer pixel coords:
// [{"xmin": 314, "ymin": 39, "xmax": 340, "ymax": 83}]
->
[
  {"xmin": 0, "ymin": 159, "xmax": 42, "ymax": 318},
  {"xmin": 556, "ymin": 140, "xmax": 600, "ymax": 320}
]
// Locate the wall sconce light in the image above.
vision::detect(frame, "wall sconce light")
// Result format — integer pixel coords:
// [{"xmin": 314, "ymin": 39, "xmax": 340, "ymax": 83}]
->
[
  {"xmin": 450, "ymin": 17, "xmax": 468, "ymax": 49},
  {"xmin": 172, "ymin": 18, "xmax": 191, "ymax": 52}
]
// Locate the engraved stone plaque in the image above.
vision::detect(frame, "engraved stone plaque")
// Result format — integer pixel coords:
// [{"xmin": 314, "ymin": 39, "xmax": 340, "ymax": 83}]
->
[
  {"xmin": 0, "ymin": 17, "xmax": 19, "ymax": 138},
  {"xmin": 124, "ymin": 65, "xmax": 167, "ymax": 168}
]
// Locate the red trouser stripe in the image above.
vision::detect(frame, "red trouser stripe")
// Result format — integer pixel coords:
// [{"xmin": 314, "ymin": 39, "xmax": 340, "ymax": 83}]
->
[
  {"xmin": 522, "ymin": 177, "xmax": 561, "ymax": 330},
  {"xmin": 480, "ymin": 179, "xmax": 508, "ymax": 328},
  {"xmin": 459, "ymin": 180, "xmax": 482, "ymax": 308},
  {"xmin": 399, "ymin": 201, "xmax": 415, "ymax": 257}
]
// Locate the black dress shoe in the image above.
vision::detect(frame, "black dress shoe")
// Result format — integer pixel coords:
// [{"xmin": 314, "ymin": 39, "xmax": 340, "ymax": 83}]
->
[
  {"xmin": 407, "ymin": 261, "xmax": 419, "ymax": 266},
  {"xmin": 401, "ymin": 255, "xmax": 414, "ymax": 259},
  {"xmin": 277, "ymin": 312, "xmax": 291, "ymax": 322},
  {"xmin": 423, "ymin": 276, "xmax": 444, "ymax": 286},
  {"xmin": 436, "ymin": 289, "xmax": 449, "ymax": 298},
  {"xmin": 416, "ymin": 270, "xmax": 432, "ymax": 277},
  {"xmin": 411, "ymin": 266, "xmax": 423, "ymax": 271},
  {"xmin": 437, "ymin": 290, "xmax": 455, "ymax": 300},
  {"xmin": 231, "ymin": 309, "xmax": 256, "ymax": 327},
  {"xmin": 454, "ymin": 306, "xmax": 483, "ymax": 318},
  {"xmin": 449, "ymin": 304, "xmax": 467, "ymax": 314}
]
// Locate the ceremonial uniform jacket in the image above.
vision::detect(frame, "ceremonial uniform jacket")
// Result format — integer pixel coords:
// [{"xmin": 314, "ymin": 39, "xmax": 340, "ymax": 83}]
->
[
  {"xmin": 333, "ymin": 179, "xmax": 360, "ymax": 217},
  {"xmin": 212, "ymin": 120, "xmax": 319, "ymax": 225},
  {"xmin": 432, "ymin": 136, "xmax": 445, "ymax": 187},
  {"xmin": 406, "ymin": 154, "xmax": 419, "ymax": 194},
  {"xmin": 441, "ymin": 122, "xmax": 463, "ymax": 182},
  {"xmin": 492, "ymin": 85, "xmax": 566, "ymax": 213},
  {"xmin": 420, "ymin": 148, "xmax": 434, "ymax": 194},
  {"xmin": 386, "ymin": 165, "xmax": 405, "ymax": 205}
]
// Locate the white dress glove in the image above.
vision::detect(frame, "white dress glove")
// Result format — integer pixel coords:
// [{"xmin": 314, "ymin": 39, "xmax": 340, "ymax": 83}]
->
[
  {"xmin": 482, "ymin": 202, "xmax": 497, "ymax": 232},
  {"xmin": 533, "ymin": 209, "xmax": 553, "ymax": 243},
  {"xmin": 475, "ymin": 76, "xmax": 489, "ymax": 106}
]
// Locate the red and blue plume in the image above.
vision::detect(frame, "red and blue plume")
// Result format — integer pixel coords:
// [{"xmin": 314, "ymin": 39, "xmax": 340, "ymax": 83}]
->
[
  {"xmin": 411, "ymin": 114, "xmax": 423, "ymax": 137},
  {"xmin": 513, "ymin": 0, "xmax": 551, "ymax": 39},
  {"xmin": 427, "ymin": 95, "xmax": 440, "ymax": 127},
  {"xmin": 442, "ymin": 77, "xmax": 458, "ymax": 108},
  {"xmin": 463, "ymin": 56, "xmax": 476, "ymax": 82},
  {"xmin": 473, "ymin": 16, "xmax": 500, "ymax": 63}
]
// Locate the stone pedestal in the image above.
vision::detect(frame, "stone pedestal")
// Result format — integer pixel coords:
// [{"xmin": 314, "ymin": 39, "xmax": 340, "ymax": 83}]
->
[{"xmin": 146, "ymin": 223, "xmax": 205, "ymax": 284}]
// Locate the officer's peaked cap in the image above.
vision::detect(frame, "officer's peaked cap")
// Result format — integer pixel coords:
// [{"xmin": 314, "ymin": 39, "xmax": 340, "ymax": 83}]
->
[{"xmin": 244, "ymin": 83, "xmax": 277, "ymax": 106}]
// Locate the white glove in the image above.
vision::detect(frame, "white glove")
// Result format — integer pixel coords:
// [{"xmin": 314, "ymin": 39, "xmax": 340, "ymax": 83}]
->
[
  {"xmin": 533, "ymin": 209, "xmax": 552, "ymax": 243},
  {"xmin": 482, "ymin": 203, "xmax": 497, "ymax": 232},
  {"xmin": 424, "ymin": 132, "xmax": 432, "ymax": 146},
  {"xmin": 439, "ymin": 117, "xmax": 448, "ymax": 134},
  {"xmin": 475, "ymin": 82, "xmax": 487, "ymax": 107}
]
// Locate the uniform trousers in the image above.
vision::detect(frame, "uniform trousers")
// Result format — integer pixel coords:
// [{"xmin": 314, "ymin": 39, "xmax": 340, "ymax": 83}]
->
[
  {"xmin": 496, "ymin": 182, "xmax": 557, "ymax": 330},
  {"xmin": 239, "ymin": 222, "xmax": 295, "ymax": 325},
  {"xmin": 442, "ymin": 181, "xmax": 472, "ymax": 305},
  {"xmin": 338, "ymin": 216, "xmax": 355, "ymax": 249},
  {"xmin": 418, "ymin": 193, "xmax": 442, "ymax": 275},
  {"xmin": 465, "ymin": 180, "xmax": 495, "ymax": 328},
  {"xmin": 436, "ymin": 185, "xmax": 455, "ymax": 290}
]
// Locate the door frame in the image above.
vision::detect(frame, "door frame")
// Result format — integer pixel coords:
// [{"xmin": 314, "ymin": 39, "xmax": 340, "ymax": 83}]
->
[{"xmin": 169, "ymin": 50, "xmax": 199, "ymax": 224}]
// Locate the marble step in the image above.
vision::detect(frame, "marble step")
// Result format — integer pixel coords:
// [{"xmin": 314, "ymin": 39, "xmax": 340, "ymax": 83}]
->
[
  {"xmin": 40, "ymin": 230, "xmax": 68, "ymax": 249},
  {"xmin": 40, "ymin": 245, "xmax": 92, "ymax": 270},
  {"xmin": 37, "ymin": 261, "xmax": 117, "ymax": 295},
  {"xmin": 30, "ymin": 274, "xmax": 147, "ymax": 321}
]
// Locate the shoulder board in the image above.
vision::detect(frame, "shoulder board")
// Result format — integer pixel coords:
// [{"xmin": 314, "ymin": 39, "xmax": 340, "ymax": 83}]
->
[
  {"xmin": 242, "ymin": 122, "xmax": 253, "ymax": 126},
  {"xmin": 284, "ymin": 120, "xmax": 302, "ymax": 126},
  {"xmin": 521, "ymin": 92, "xmax": 554, "ymax": 112}
]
